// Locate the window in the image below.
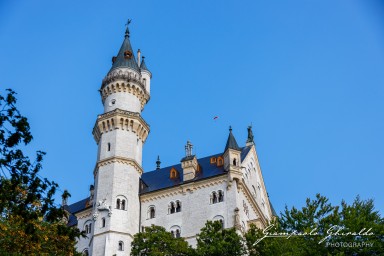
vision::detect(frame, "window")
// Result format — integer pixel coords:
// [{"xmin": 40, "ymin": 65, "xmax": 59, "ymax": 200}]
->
[
  {"xmin": 176, "ymin": 201, "xmax": 181, "ymax": 212},
  {"xmin": 83, "ymin": 249, "xmax": 89, "ymax": 256},
  {"xmin": 148, "ymin": 206, "xmax": 155, "ymax": 219},
  {"xmin": 118, "ymin": 241, "xmax": 124, "ymax": 251},
  {"xmin": 102, "ymin": 218, "xmax": 106, "ymax": 228},
  {"xmin": 210, "ymin": 157, "xmax": 217, "ymax": 164},
  {"xmin": 107, "ymin": 143, "xmax": 111, "ymax": 151},
  {"xmin": 213, "ymin": 215, "xmax": 225, "ymax": 229},
  {"xmin": 169, "ymin": 202, "xmax": 176, "ymax": 214},
  {"xmin": 252, "ymin": 185, "xmax": 257, "ymax": 198},
  {"xmin": 233, "ymin": 158, "xmax": 237, "ymax": 166},
  {"xmin": 116, "ymin": 197, "xmax": 127, "ymax": 210},
  {"xmin": 212, "ymin": 192, "xmax": 217, "ymax": 204},
  {"xmin": 84, "ymin": 222, "xmax": 92, "ymax": 234},
  {"xmin": 170, "ymin": 226, "xmax": 181, "ymax": 238},
  {"xmin": 211, "ymin": 191, "xmax": 223, "ymax": 204},
  {"xmin": 218, "ymin": 190, "xmax": 224, "ymax": 202}
]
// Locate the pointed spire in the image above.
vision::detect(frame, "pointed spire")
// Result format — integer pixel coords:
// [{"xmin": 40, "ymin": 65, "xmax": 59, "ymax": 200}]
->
[
  {"xmin": 140, "ymin": 56, "xmax": 150, "ymax": 71},
  {"xmin": 224, "ymin": 126, "xmax": 241, "ymax": 151},
  {"xmin": 246, "ymin": 125, "xmax": 254, "ymax": 145},
  {"xmin": 156, "ymin": 155, "xmax": 161, "ymax": 170},
  {"xmin": 109, "ymin": 21, "xmax": 140, "ymax": 73}
]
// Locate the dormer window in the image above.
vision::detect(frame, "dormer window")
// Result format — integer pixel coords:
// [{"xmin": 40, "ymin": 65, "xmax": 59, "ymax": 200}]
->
[
  {"xmin": 124, "ymin": 50, "xmax": 132, "ymax": 59},
  {"xmin": 217, "ymin": 156, "xmax": 224, "ymax": 167},
  {"xmin": 170, "ymin": 167, "xmax": 179, "ymax": 179},
  {"xmin": 210, "ymin": 157, "xmax": 217, "ymax": 164}
]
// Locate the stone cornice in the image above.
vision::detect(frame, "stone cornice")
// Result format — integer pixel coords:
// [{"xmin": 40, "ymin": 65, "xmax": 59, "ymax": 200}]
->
[
  {"xmin": 94, "ymin": 156, "xmax": 143, "ymax": 176},
  {"xmin": 93, "ymin": 230, "xmax": 134, "ymax": 240},
  {"xmin": 140, "ymin": 175, "xmax": 227, "ymax": 202},
  {"xmin": 92, "ymin": 108, "xmax": 150, "ymax": 144},
  {"xmin": 100, "ymin": 71, "xmax": 150, "ymax": 110},
  {"xmin": 75, "ymin": 208, "xmax": 92, "ymax": 220}
]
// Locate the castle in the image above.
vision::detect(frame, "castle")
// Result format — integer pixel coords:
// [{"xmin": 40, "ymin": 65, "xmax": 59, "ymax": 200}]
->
[{"xmin": 66, "ymin": 24, "xmax": 275, "ymax": 256}]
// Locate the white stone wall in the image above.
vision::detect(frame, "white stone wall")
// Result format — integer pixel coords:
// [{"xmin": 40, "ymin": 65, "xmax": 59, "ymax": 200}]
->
[
  {"xmin": 104, "ymin": 91, "xmax": 141, "ymax": 113},
  {"xmin": 140, "ymin": 176, "xmax": 241, "ymax": 247},
  {"xmin": 92, "ymin": 163, "xmax": 141, "ymax": 256},
  {"xmin": 74, "ymin": 211, "xmax": 93, "ymax": 254}
]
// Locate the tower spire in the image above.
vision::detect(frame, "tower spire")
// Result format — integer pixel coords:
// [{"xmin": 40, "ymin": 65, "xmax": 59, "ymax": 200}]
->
[{"xmin": 224, "ymin": 126, "xmax": 240, "ymax": 151}]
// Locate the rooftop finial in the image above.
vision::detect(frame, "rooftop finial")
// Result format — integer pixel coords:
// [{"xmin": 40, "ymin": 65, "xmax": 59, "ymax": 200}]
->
[
  {"xmin": 185, "ymin": 141, "xmax": 193, "ymax": 157},
  {"xmin": 156, "ymin": 155, "xmax": 161, "ymax": 170},
  {"xmin": 125, "ymin": 19, "xmax": 132, "ymax": 38},
  {"xmin": 229, "ymin": 126, "xmax": 233, "ymax": 132}
]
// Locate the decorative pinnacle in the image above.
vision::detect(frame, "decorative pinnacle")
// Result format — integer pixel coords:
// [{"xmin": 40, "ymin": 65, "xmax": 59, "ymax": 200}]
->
[
  {"xmin": 185, "ymin": 141, "xmax": 193, "ymax": 157},
  {"xmin": 125, "ymin": 19, "xmax": 132, "ymax": 38},
  {"xmin": 156, "ymin": 155, "xmax": 161, "ymax": 170},
  {"xmin": 229, "ymin": 126, "xmax": 232, "ymax": 132}
]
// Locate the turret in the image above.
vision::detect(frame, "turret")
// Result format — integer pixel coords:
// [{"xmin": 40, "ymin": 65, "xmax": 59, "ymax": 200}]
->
[{"xmin": 223, "ymin": 126, "xmax": 242, "ymax": 182}]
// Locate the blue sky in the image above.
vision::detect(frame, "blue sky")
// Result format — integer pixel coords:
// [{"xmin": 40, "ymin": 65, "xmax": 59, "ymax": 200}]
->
[{"xmin": 1, "ymin": 0, "xmax": 383, "ymax": 215}]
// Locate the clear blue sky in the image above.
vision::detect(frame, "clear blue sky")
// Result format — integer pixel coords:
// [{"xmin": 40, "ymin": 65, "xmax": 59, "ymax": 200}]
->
[{"xmin": 1, "ymin": 0, "xmax": 383, "ymax": 215}]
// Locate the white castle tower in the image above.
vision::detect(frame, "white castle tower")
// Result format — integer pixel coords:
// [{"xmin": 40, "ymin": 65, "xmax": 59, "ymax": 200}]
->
[{"xmin": 90, "ymin": 22, "xmax": 151, "ymax": 255}]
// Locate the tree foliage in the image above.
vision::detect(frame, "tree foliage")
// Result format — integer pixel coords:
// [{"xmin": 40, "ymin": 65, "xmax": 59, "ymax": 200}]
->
[
  {"xmin": 245, "ymin": 194, "xmax": 384, "ymax": 256},
  {"xmin": 131, "ymin": 225, "xmax": 193, "ymax": 256},
  {"xmin": 0, "ymin": 89, "xmax": 81, "ymax": 255},
  {"xmin": 195, "ymin": 220, "xmax": 246, "ymax": 256}
]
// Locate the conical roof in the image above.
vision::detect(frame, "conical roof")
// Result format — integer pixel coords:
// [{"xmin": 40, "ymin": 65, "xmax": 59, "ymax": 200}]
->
[
  {"xmin": 109, "ymin": 27, "xmax": 140, "ymax": 73},
  {"xmin": 224, "ymin": 126, "xmax": 241, "ymax": 151},
  {"xmin": 140, "ymin": 56, "xmax": 150, "ymax": 72}
]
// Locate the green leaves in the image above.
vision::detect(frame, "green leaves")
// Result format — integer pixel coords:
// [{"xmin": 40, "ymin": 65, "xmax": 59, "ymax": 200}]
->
[{"xmin": 0, "ymin": 89, "xmax": 80, "ymax": 255}]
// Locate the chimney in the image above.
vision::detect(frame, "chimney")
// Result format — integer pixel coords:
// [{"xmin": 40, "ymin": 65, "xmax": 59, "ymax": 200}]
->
[
  {"xmin": 156, "ymin": 155, "xmax": 161, "ymax": 170},
  {"xmin": 137, "ymin": 49, "xmax": 141, "ymax": 66},
  {"xmin": 181, "ymin": 141, "xmax": 199, "ymax": 181}
]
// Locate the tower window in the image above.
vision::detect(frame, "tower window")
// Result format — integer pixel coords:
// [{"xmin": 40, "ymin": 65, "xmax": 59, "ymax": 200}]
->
[
  {"xmin": 118, "ymin": 241, "xmax": 124, "ymax": 251},
  {"xmin": 116, "ymin": 199, "xmax": 120, "ymax": 209},
  {"xmin": 169, "ymin": 202, "xmax": 176, "ymax": 214},
  {"xmin": 218, "ymin": 190, "xmax": 224, "ymax": 202},
  {"xmin": 107, "ymin": 143, "xmax": 111, "ymax": 151},
  {"xmin": 102, "ymin": 218, "xmax": 106, "ymax": 228},
  {"xmin": 176, "ymin": 229, "xmax": 181, "ymax": 238},
  {"xmin": 121, "ymin": 200, "xmax": 126, "ymax": 210}
]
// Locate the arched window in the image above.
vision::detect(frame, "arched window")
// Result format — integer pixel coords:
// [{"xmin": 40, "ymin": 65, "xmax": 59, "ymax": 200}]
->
[
  {"xmin": 118, "ymin": 241, "xmax": 124, "ymax": 251},
  {"xmin": 212, "ymin": 192, "xmax": 218, "ymax": 204},
  {"xmin": 116, "ymin": 199, "xmax": 121, "ymax": 209},
  {"xmin": 170, "ymin": 225, "xmax": 181, "ymax": 238},
  {"xmin": 88, "ymin": 223, "xmax": 92, "ymax": 234},
  {"xmin": 218, "ymin": 190, "xmax": 224, "ymax": 202},
  {"xmin": 116, "ymin": 196, "xmax": 127, "ymax": 210},
  {"xmin": 169, "ymin": 202, "xmax": 176, "ymax": 214},
  {"xmin": 83, "ymin": 249, "xmax": 89, "ymax": 256},
  {"xmin": 176, "ymin": 201, "xmax": 181, "ymax": 212},
  {"xmin": 102, "ymin": 218, "xmax": 106, "ymax": 228},
  {"xmin": 233, "ymin": 158, "xmax": 237, "ymax": 166},
  {"xmin": 121, "ymin": 200, "xmax": 126, "ymax": 210},
  {"xmin": 213, "ymin": 215, "xmax": 225, "ymax": 228},
  {"xmin": 148, "ymin": 206, "xmax": 155, "ymax": 219}
]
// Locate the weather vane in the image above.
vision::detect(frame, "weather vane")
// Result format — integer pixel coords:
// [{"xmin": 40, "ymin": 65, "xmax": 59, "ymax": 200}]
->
[{"xmin": 126, "ymin": 19, "xmax": 132, "ymax": 29}]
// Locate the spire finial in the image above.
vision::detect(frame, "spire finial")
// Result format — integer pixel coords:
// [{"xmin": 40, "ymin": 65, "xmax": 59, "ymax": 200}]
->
[
  {"xmin": 125, "ymin": 19, "xmax": 132, "ymax": 38},
  {"xmin": 156, "ymin": 155, "xmax": 161, "ymax": 170},
  {"xmin": 229, "ymin": 126, "xmax": 232, "ymax": 132}
]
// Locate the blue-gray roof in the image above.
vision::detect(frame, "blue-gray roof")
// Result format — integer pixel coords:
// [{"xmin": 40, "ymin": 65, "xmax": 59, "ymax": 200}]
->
[
  {"xmin": 65, "ymin": 197, "xmax": 90, "ymax": 227},
  {"xmin": 141, "ymin": 146, "xmax": 252, "ymax": 194},
  {"xmin": 109, "ymin": 29, "xmax": 140, "ymax": 73},
  {"xmin": 224, "ymin": 128, "xmax": 241, "ymax": 151},
  {"xmin": 66, "ymin": 146, "xmax": 253, "ymax": 223},
  {"xmin": 140, "ymin": 57, "xmax": 150, "ymax": 73}
]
